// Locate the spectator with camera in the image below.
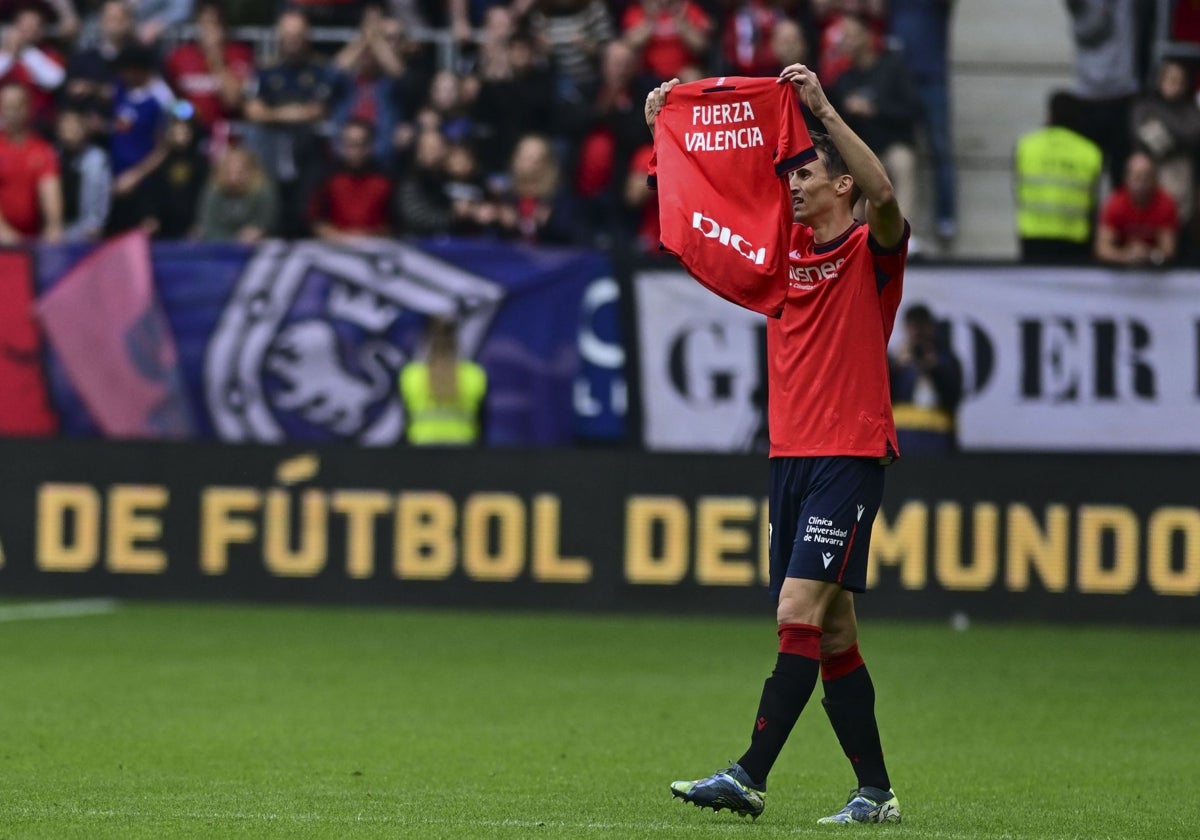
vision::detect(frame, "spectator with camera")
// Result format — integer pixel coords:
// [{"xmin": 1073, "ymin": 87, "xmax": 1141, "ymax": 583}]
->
[
  {"xmin": 493, "ymin": 132, "xmax": 580, "ymax": 245},
  {"xmin": 889, "ymin": 303, "xmax": 964, "ymax": 455}
]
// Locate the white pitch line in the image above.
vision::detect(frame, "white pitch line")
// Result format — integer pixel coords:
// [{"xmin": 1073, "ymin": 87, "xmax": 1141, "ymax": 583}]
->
[
  {"xmin": 0, "ymin": 598, "xmax": 119, "ymax": 623},
  {"xmin": 0, "ymin": 807, "xmax": 1131, "ymax": 840}
]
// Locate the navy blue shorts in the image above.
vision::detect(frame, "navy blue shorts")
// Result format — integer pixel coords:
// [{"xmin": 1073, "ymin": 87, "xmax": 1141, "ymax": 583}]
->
[{"xmin": 768, "ymin": 456, "xmax": 887, "ymax": 598}]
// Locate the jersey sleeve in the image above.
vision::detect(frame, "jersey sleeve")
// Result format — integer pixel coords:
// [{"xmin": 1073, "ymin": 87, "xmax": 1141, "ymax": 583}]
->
[
  {"xmin": 869, "ymin": 221, "xmax": 909, "ymax": 336},
  {"xmin": 774, "ymin": 82, "xmax": 816, "ymax": 176}
]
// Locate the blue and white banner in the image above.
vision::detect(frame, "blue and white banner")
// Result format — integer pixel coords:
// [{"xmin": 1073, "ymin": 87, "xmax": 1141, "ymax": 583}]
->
[{"xmin": 36, "ymin": 238, "xmax": 623, "ymax": 446}]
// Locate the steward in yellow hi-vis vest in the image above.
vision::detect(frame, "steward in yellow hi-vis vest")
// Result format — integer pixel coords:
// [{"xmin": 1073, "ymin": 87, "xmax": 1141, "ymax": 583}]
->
[
  {"xmin": 1014, "ymin": 92, "xmax": 1103, "ymax": 265},
  {"xmin": 399, "ymin": 320, "xmax": 487, "ymax": 446}
]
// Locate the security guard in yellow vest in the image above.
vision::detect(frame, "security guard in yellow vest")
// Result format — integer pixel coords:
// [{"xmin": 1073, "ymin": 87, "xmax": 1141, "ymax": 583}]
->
[
  {"xmin": 400, "ymin": 319, "xmax": 487, "ymax": 445},
  {"xmin": 1014, "ymin": 92, "xmax": 1104, "ymax": 264}
]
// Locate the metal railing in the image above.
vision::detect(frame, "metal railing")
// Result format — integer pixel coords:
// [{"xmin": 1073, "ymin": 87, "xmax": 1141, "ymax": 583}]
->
[
  {"xmin": 161, "ymin": 23, "xmax": 463, "ymax": 68},
  {"xmin": 1153, "ymin": 0, "xmax": 1200, "ymax": 65}
]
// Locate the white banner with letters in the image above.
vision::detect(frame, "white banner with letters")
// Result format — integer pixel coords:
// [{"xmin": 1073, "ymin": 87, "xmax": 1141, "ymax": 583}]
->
[
  {"xmin": 633, "ymin": 265, "xmax": 1200, "ymax": 452},
  {"xmin": 634, "ymin": 270, "xmax": 768, "ymax": 451}
]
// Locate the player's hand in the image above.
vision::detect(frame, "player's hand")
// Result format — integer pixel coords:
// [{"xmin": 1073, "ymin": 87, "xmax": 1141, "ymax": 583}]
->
[
  {"xmin": 778, "ymin": 64, "xmax": 834, "ymax": 122},
  {"xmin": 644, "ymin": 77, "xmax": 680, "ymax": 134}
]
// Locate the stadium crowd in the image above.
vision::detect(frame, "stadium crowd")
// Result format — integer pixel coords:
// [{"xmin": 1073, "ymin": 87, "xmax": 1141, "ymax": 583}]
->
[{"xmin": 0, "ymin": 0, "xmax": 1196, "ymax": 261}]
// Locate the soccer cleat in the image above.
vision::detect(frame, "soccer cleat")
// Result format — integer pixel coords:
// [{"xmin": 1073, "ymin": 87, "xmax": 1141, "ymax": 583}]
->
[
  {"xmin": 816, "ymin": 786, "xmax": 901, "ymax": 825},
  {"xmin": 669, "ymin": 762, "xmax": 766, "ymax": 819}
]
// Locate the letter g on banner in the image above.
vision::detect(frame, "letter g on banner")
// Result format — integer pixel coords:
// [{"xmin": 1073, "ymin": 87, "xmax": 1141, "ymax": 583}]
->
[
  {"xmin": 634, "ymin": 270, "xmax": 765, "ymax": 451},
  {"xmin": 668, "ymin": 322, "xmax": 742, "ymax": 403}
]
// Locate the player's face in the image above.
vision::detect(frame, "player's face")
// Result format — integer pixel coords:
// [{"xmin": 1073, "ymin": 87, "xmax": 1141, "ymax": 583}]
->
[{"xmin": 788, "ymin": 160, "xmax": 839, "ymax": 223}]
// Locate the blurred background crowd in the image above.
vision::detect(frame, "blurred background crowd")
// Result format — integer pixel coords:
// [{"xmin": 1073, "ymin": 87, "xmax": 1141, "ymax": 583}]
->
[{"xmin": 0, "ymin": 0, "xmax": 1197, "ymax": 263}]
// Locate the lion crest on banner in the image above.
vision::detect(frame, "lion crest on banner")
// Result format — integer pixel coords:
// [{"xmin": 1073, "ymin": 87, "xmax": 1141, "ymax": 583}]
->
[{"xmin": 204, "ymin": 240, "xmax": 503, "ymax": 444}]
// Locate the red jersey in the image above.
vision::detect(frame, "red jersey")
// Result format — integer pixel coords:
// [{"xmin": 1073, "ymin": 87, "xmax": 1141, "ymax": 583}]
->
[
  {"xmin": 1099, "ymin": 186, "xmax": 1179, "ymax": 247},
  {"xmin": 650, "ymin": 76, "xmax": 816, "ymax": 316},
  {"xmin": 310, "ymin": 168, "xmax": 393, "ymax": 233},
  {"xmin": 622, "ymin": 2, "xmax": 713, "ymax": 80},
  {"xmin": 0, "ymin": 131, "xmax": 57, "ymax": 236},
  {"xmin": 165, "ymin": 42, "xmax": 256, "ymax": 128},
  {"xmin": 770, "ymin": 222, "xmax": 907, "ymax": 458}
]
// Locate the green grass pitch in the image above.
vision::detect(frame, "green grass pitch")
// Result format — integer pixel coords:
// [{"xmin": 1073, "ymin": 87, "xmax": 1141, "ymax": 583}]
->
[{"xmin": 1, "ymin": 600, "xmax": 1197, "ymax": 839}]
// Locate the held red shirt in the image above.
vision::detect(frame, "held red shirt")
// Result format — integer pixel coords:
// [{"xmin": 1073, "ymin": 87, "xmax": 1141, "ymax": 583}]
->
[
  {"xmin": 650, "ymin": 76, "xmax": 816, "ymax": 317},
  {"xmin": 769, "ymin": 221, "xmax": 907, "ymax": 458}
]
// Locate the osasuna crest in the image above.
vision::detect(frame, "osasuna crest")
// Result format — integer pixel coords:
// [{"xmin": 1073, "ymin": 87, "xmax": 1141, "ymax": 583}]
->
[{"xmin": 205, "ymin": 240, "xmax": 503, "ymax": 444}]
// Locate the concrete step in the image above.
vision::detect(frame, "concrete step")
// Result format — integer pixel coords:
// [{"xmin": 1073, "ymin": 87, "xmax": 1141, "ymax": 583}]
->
[{"xmin": 937, "ymin": 0, "xmax": 1078, "ymax": 258}]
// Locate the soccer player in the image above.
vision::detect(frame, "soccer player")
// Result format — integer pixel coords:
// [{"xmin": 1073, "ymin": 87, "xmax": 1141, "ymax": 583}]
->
[{"xmin": 644, "ymin": 63, "xmax": 907, "ymax": 825}]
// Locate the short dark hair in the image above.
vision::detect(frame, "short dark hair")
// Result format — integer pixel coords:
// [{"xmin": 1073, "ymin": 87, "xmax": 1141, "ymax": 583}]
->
[
  {"xmin": 113, "ymin": 44, "xmax": 156, "ymax": 72},
  {"xmin": 904, "ymin": 303, "xmax": 934, "ymax": 326},
  {"xmin": 809, "ymin": 131, "xmax": 862, "ymax": 207}
]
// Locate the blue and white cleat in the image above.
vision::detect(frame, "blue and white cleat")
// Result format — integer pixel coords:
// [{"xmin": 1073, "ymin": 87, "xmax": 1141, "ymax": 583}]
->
[
  {"xmin": 816, "ymin": 786, "xmax": 901, "ymax": 825},
  {"xmin": 669, "ymin": 762, "xmax": 766, "ymax": 819}
]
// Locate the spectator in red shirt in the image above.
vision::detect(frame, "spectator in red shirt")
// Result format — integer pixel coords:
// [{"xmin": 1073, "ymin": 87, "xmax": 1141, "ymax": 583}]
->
[
  {"xmin": 0, "ymin": 6, "xmax": 65, "ymax": 130},
  {"xmin": 310, "ymin": 118, "xmax": 394, "ymax": 241},
  {"xmin": 621, "ymin": 0, "xmax": 712, "ymax": 81},
  {"xmin": 812, "ymin": 0, "xmax": 887, "ymax": 88},
  {"xmin": 0, "ymin": 81, "xmax": 61, "ymax": 242},
  {"xmin": 164, "ymin": 2, "xmax": 255, "ymax": 148},
  {"xmin": 1095, "ymin": 150, "xmax": 1180, "ymax": 266}
]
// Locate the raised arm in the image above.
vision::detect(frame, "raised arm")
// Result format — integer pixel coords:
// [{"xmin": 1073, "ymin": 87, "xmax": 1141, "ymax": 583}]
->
[
  {"xmin": 643, "ymin": 77, "xmax": 681, "ymax": 138},
  {"xmin": 779, "ymin": 63, "xmax": 905, "ymax": 248}
]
